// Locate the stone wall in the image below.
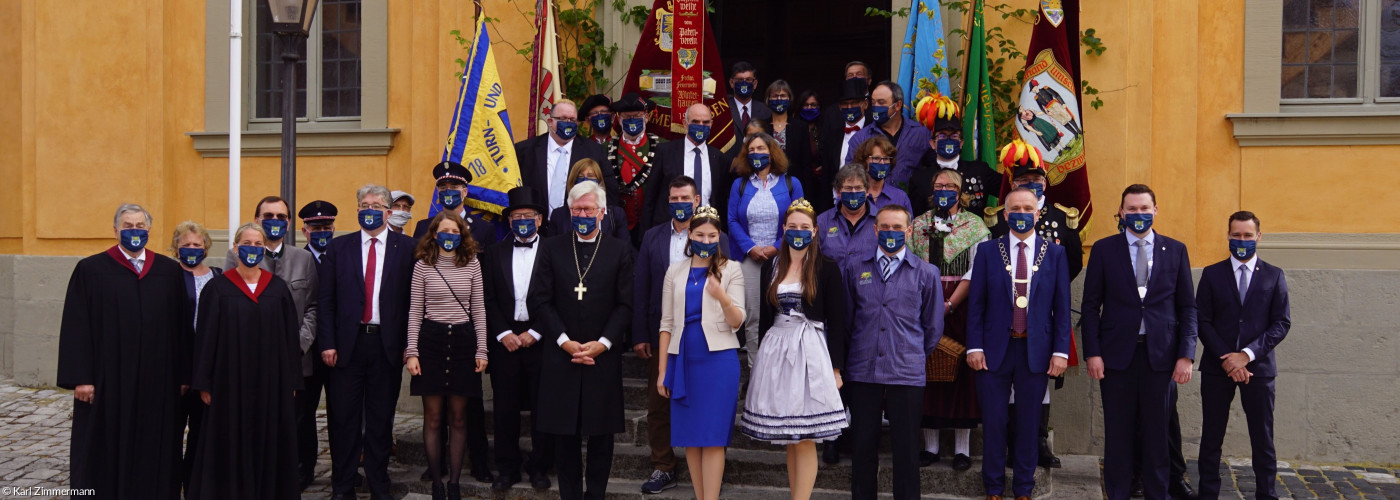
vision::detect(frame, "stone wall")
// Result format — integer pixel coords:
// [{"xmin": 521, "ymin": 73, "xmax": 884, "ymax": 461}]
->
[{"xmin": 2, "ymin": 254, "xmax": 1397, "ymax": 464}]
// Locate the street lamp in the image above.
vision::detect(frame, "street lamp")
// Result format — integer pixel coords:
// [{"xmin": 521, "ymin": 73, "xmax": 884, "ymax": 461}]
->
[{"xmin": 268, "ymin": 0, "xmax": 318, "ymax": 246}]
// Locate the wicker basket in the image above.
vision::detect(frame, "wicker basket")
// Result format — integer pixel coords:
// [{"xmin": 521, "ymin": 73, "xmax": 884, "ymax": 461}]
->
[{"xmin": 925, "ymin": 336, "xmax": 966, "ymax": 382}]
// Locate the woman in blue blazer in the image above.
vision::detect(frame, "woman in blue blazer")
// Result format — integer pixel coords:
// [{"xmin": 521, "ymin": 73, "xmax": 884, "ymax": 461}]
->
[{"xmin": 727, "ymin": 131, "xmax": 804, "ymax": 367}]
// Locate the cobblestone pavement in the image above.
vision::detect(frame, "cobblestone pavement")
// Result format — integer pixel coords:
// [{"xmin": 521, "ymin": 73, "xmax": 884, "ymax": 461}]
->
[{"xmin": 3, "ymin": 380, "xmax": 1399, "ymax": 499}]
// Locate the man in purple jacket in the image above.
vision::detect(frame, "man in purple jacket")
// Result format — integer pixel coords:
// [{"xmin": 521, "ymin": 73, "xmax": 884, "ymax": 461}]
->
[{"xmin": 843, "ymin": 81, "xmax": 932, "ymax": 193}]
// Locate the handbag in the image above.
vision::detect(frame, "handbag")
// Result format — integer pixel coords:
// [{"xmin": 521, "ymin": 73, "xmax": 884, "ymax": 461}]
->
[{"xmin": 925, "ymin": 335, "xmax": 966, "ymax": 382}]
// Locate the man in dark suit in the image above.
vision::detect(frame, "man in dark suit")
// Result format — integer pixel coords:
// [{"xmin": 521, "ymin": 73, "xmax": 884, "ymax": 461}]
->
[
  {"xmin": 816, "ymin": 78, "xmax": 871, "ymax": 214},
  {"xmin": 482, "ymin": 187, "xmax": 555, "ymax": 491},
  {"xmin": 1195, "ymin": 211, "xmax": 1291, "ymax": 500},
  {"xmin": 726, "ymin": 61, "xmax": 772, "ymax": 134},
  {"xmin": 513, "ymin": 99, "xmax": 616, "ymax": 215},
  {"xmin": 1082, "ymin": 183, "xmax": 1198, "ymax": 500},
  {"xmin": 316, "ymin": 184, "xmax": 418, "ymax": 500},
  {"xmin": 966, "ymin": 187, "xmax": 1073, "ymax": 500},
  {"xmin": 647, "ymin": 102, "xmax": 731, "ymax": 228}
]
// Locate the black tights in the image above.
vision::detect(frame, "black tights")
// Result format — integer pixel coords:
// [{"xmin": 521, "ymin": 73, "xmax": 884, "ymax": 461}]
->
[{"xmin": 422, "ymin": 395, "xmax": 469, "ymax": 485}]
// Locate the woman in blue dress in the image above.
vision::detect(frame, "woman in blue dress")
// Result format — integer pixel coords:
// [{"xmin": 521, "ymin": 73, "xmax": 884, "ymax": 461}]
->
[{"xmin": 656, "ymin": 205, "xmax": 747, "ymax": 500}]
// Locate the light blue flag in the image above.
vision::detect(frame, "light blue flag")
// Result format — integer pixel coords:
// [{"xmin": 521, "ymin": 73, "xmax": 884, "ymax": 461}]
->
[{"xmin": 897, "ymin": 0, "xmax": 951, "ymax": 115}]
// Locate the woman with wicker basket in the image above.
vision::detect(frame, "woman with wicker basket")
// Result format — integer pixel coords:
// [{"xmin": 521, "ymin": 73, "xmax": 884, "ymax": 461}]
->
[{"xmin": 908, "ymin": 168, "xmax": 989, "ymax": 471}]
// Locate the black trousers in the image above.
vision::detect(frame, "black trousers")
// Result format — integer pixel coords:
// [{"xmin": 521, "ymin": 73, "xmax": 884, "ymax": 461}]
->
[
  {"xmin": 1133, "ymin": 382, "xmax": 1188, "ymax": 483},
  {"xmin": 326, "ymin": 335, "xmax": 403, "ymax": 496},
  {"xmin": 847, "ymin": 381, "xmax": 923, "ymax": 500},
  {"xmin": 1102, "ymin": 343, "xmax": 1173, "ymax": 500},
  {"xmin": 490, "ymin": 339, "xmax": 552, "ymax": 476},
  {"xmin": 1198, "ymin": 374, "xmax": 1277, "ymax": 500},
  {"xmin": 554, "ymin": 433, "xmax": 614, "ymax": 500},
  {"xmin": 295, "ymin": 355, "xmax": 330, "ymax": 478}
]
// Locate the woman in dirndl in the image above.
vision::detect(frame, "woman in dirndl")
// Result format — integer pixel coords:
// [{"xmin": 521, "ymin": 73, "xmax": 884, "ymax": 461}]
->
[
  {"xmin": 909, "ymin": 168, "xmax": 990, "ymax": 471},
  {"xmin": 740, "ymin": 197, "xmax": 850, "ymax": 500}
]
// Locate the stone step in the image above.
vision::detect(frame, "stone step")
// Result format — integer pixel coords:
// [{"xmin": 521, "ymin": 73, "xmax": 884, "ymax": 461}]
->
[{"xmin": 401, "ymin": 474, "xmax": 1050, "ymax": 499}]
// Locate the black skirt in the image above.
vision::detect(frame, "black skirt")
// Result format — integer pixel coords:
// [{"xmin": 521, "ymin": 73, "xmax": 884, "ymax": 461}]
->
[{"xmin": 409, "ymin": 319, "xmax": 483, "ymax": 397}]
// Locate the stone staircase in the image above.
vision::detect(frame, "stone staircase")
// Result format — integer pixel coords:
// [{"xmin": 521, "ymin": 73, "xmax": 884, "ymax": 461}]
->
[{"xmin": 394, "ymin": 352, "xmax": 1053, "ymax": 499}]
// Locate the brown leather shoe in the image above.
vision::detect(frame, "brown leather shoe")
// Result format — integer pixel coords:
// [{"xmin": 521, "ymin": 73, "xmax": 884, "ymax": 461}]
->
[
  {"xmin": 1016, "ymin": 496, "xmax": 1031, "ymax": 500},
  {"xmin": 986, "ymin": 496, "xmax": 1002, "ymax": 500}
]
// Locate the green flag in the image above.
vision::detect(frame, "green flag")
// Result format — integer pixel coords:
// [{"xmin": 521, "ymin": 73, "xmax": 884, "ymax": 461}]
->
[{"xmin": 961, "ymin": 0, "xmax": 997, "ymax": 169}]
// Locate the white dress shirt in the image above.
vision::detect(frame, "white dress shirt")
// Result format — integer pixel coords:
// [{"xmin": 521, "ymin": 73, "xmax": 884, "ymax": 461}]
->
[
  {"xmin": 555, "ymin": 231, "xmax": 613, "ymax": 351},
  {"xmin": 122, "ymin": 247, "xmax": 147, "ymax": 273},
  {"xmin": 1231, "ymin": 254, "xmax": 1259, "ymax": 361},
  {"xmin": 684, "ymin": 139, "xmax": 713, "ymax": 206},
  {"xmin": 497, "ymin": 236, "xmax": 543, "ymax": 342},
  {"xmin": 361, "ymin": 230, "xmax": 386, "ymax": 325},
  {"xmin": 840, "ymin": 117, "xmax": 866, "ymax": 163},
  {"xmin": 966, "ymin": 232, "xmax": 1068, "ymax": 359},
  {"xmin": 669, "ymin": 223, "xmax": 690, "ymax": 264},
  {"xmin": 1126, "ymin": 229, "xmax": 1155, "ymax": 335},
  {"xmin": 546, "ymin": 138, "xmax": 576, "ymax": 212}
]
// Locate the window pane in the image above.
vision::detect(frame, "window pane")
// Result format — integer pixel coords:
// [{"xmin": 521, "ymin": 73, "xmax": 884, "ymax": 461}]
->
[
  {"xmin": 1384, "ymin": 2, "xmax": 1400, "ymax": 97},
  {"xmin": 1309, "ymin": 0, "xmax": 1334, "ymax": 28},
  {"xmin": 1382, "ymin": 65, "xmax": 1400, "ymax": 98},
  {"xmin": 1307, "ymin": 31, "xmax": 1334, "ymax": 63},
  {"xmin": 1307, "ymin": 64, "xmax": 1333, "ymax": 98},
  {"xmin": 1283, "ymin": 0, "xmax": 1309, "ymax": 28},
  {"xmin": 1280, "ymin": 0, "xmax": 1362, "ymax": 100},
  {"xmin": 1333, "ymin": 64, "xmax": 1358, "ymax": 97},
  {"xmin": 1282, "ymin": 65, "xmax": 1307, "ymax": 98},
  {"xmin": 1333, "ymin": 29, "xmax": 1358, "ymax": 63},
  {"xmin": 1282, "ymin": 31, "xmax": 1308, "ymax": 63},
  {"xmin": 321, "ymin": 0, "xmax": 362, "ymax": 117},
  {"xmin": 1334, "ymin": 0, "xmax": 1359, "ymax": 28},
  {"xmin": 255, "ymin": 2, "xmax": 308, "ymax": 119}
]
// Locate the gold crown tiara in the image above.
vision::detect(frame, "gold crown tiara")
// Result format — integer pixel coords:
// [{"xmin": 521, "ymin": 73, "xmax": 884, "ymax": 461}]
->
[
  {"xmin": 694, "ymin": 205, "xmax": 721, "ymax": 221},
  {"xmin": 787, "ymin": 197, "xmax": 815, "ymax": 217}
]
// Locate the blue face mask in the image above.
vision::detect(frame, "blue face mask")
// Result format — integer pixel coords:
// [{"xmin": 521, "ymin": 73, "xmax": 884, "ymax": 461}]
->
[
  {"xmin": 1229, "ymin": 239, "xmax": 1257, "ymax": 261},
  {"xmin": 589, "ymin": 113, "xmax": 612, "ymax": 134},
  {"xmin": 119, "ymin": 228, "xmax": 148, "ymax": 253},
  {"xmin": 840, "ymin": 191, "xmax": 868, "ymax": 211},
  {"xmin": 840, "ymin": 106, "xmax": 863, "ymax": 124},
  {"xmin": 870, "ymin": 105, "xmax": 891, "ymax": 124},
  {"xmin": 688, "ymin": 123, "xmax": 710, "ymax": 144},
  {"xmin": 178, "ymin": 247, "xmax": 206, "ymax": 267},
  {"xmin": 511, "ymin": 218, "xmax": 537, "ymax": 239},
  {"xmin": 555, "ymin": 121, "xmax": 578, "ymax": 141},
  {"xmin": 799, "ymin": 107, "xmax": 821, "ymax": 122},
  {"xmin": 357, "ymin": 209, "xmax": 384, "ymax": 231},
  {"xmin": 749, "ymin": 153, "xmax": 771, "ymax": 172},
  {"xmin": 438, "ymin": 189, "xmax": 463, "ymax": 209},
  {"xmin": 877, "ymin": 230, "xmax": 906, "ymax": 253},
  {"xmin": 1123, "ymin": 213, "xmax": 1154, "ymax": 234},
  {"xmin": 308, "ymin": 230, "xmax": 333, "ymax": 251},
  {"xmin": 436, "ymin": 232, "xmax": 462, "ymax": 252},
  {"xmin": 572, "ymin": 215, "xmax": 597, "ymax": 236},
  {"xmin": 670, "ymin": 202, "xmax": 694, "ymax": 222},
  {"xmin": 733, "ymin": 80, "xmax": 755, "ymax": 98},
  {"xmin": 936, "ymin": 138, "xmax": 961, "ymax": 158},
  {"xmin": 621, "ymin": 117, "xmax": 645, "ymax": 136},
  {"xmin": 867, "ymin": 161, "xmax": 891, "ymax": 180},
  {"xmin": 1024, "ymin": 182, "xmax": 1045, "ymax": 199},
  {"xmin": 1008, "ymin": 212, "xmax": 1036, "ymax": 233},
  {"xmin": 691, "ymin": 240, "xmax": 720, "ymax": 259},
  {"xmin": 575, "ymin": 177, "xmax": 599, "ymax": 186},
  {"xmin": 933, "ymin": 189, "xmax": 959, "ymax": 210},
  {"xmin": 784, "ymin": 229, "xmax": 813, "ymax": 250},
  {"xmin": 768, "ymin": 99, "xmax": 790, "ymax": 114},
  {"xmin": 237, "ymin": 245, "xmax": 265, "ymax": 267},
  {"xmin": 261, "ymin": 219, "xmax": 288, "ymax": 241}
]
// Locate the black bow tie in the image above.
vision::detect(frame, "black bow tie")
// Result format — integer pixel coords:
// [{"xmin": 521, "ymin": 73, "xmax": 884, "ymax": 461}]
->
[{"xmin": 513, "ymin": 238, "xmax": 535, "ymax": 248}]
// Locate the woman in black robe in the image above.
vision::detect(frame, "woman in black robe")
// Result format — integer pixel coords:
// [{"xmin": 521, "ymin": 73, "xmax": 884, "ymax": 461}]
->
[{"xmin": 188, "ymin": 222, "xmax": 303, "ymax": 500}]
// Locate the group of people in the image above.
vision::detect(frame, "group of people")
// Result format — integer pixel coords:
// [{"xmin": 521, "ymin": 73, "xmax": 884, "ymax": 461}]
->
[{"xmin": 57, "ymin": 59, "xmax": 1291, "ymax": 500}]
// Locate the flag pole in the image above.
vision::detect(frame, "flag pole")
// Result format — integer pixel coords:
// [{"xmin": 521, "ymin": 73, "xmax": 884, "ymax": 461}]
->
[{"xmin": 228, "ymin": 0, "xmax": 242, "ymax": 245}]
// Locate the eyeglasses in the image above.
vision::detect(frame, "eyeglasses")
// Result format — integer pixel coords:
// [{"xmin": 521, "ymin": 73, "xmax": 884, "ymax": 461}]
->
[
  {"xmin": 733, "ymin": 77, "xmax": 757, "ymax": 84},
  {"xmin": 550, "ymin": 116, "xmax": 577, "ymax": 124},
  {"xmin": 569, "ymin": 207, "xmax": 600, "ymax": 217},
  {"xmin": 933, "ymin": 183, "xmax": 959, "ymax": 190},
  {"xmin": 509, "ymin": 212, "xmax": 540, "ymax": 221},
  {"xmin": 259, "ymin": 213, "xmax": 290, "ymax": 221},
  {"xmin": 358, "ymin": 203, "xmax": 388, "ymax": 211},
  {"xmin": 868, "ymin": 156, "xmax": 894, "ymax": 163},
  {"xmin": 838, "ymin": 185, "xmax": 866, "ymax": 193}
]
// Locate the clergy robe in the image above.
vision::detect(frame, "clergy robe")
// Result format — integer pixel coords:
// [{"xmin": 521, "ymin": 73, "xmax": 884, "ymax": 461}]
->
[
  {"xmin": 57, "ymin": 247, "xmax": 192, "ymax": 499},
  {"xmin": 187, "ymin": 269, "xmax": 303, "ymax": 500},
  {"xmin": 528, "ymin": 234, "xmax": 635, "ymax": 436}
]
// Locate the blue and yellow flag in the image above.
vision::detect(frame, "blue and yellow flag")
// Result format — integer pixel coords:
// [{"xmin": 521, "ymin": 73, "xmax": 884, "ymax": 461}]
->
[
  {"xmin": 897, "ymin": 0, "xmax": 951, "ymax": 112},
  {"xmin": 436, "ymin": 18, "xmax": 521, "ymax": 216}
]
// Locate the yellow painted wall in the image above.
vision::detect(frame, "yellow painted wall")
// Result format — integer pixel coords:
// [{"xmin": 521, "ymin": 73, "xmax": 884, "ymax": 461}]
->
[{"xmin": 1, "ymin": 0, "xmax": 1396, "ymax": 265}]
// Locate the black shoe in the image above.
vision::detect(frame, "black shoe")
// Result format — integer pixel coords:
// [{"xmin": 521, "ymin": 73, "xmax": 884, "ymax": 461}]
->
[
  {"xmin": 822, "ymin": 442, "xmax": 840, "ymax": 464},
  {"xmin": 530, "ymin": 472, "xmax": 552, "ymax": 490},
  {"xmin": 447, "ymin": 482, "xmax": 462, "ymax": 500},
  {"xmin": 492, "ymin": 474, "xmax": 521, "ymax": 491},
  {"xmin": 1130, "ymin": 478, "xmax": 1145, "ymax": 498},
  {"xmin": 919, "ymin": 451, "xmax": 940, "ymax": 467},
  {"xmin": 472, "ymin": 468, "xmax": 495, "ymax": 484},
  {"xmin": 1168, "ymin": 478, "xmax": 1197, "ymax": 499},
  {"xmin": 430, "ymin": 481, "xmax": 447, "ymax": 500},
  {"xmin": 1038, "ymin": 404, "xmax": 1062, "ymax": 469},
  {"xmin": 952, "ymin": 453, "xmax": 973, "ymax": 471},
  {"xmin": 640, "ymin": 469, "xmax": 678, "ymax": 494}
]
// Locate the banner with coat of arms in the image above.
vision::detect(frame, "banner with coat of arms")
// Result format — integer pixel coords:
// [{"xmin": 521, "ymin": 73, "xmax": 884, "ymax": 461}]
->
[{"xmin": 621, "ymin": 0, "xmax": 735, "ymax": 149}]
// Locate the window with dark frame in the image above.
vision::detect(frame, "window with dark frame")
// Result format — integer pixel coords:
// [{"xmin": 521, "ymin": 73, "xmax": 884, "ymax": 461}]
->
[
  {"xmin": 253, "ymin": 0, "xmax": 362, "ymax": 120},
  {"xmin": 1281, "ymin": 0, "xmax": 1360, "ymax": 99}
]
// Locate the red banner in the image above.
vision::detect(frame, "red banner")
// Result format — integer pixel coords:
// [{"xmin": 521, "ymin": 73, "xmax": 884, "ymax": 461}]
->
[
  {"xmin": 622, "ymin": 0, "xmax": 735, "ymax": 149},
  {"xmin": 670, "ymin": 0, "xmax": 704, "ymax": 128}
]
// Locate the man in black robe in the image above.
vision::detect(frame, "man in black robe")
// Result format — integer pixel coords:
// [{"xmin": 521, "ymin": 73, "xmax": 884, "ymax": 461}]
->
[
  {"xmin": 529, "ymin": 181, "xmax": 635, "ymax": 500},
  {"xmin": 58, "ymin": 203, "xmax": 192, "ymax": 499}
]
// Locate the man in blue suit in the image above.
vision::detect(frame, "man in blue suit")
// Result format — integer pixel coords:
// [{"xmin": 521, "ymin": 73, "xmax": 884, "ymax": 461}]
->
[
  {"xmin": 966, "ymin": 187, "xmax": 1073, "ymax": 500},
  {"xmin": 1082, "ymin": 183, "xmax": 1198, "ymax": 500},
  {"xmin": 317, "ymin": 184, "xmax": 418, "ymax": 500},
  {"xmin": 1195, "ymin": 211, "xmax": 1291, "ymax": 500}
]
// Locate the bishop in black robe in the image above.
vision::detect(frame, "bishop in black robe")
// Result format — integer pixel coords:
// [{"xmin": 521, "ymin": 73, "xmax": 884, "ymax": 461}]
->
[
  {"xmin": 187, "ymin": 268, "xmax": 303, "ymax": 500},
  {"xmin": 529, "ymin": 231, "xmax": 634, "ymax": 500},
  {"xmin": 57, "ymin": 246, "xmax": 192, "ymax": 499}
]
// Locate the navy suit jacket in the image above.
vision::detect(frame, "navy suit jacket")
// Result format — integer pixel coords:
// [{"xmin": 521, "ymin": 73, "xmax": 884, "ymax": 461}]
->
[
  {"xmin": 1196, "ymin": 258, "xmax": 1291, "ymax": 377},
  {"xmin": 966, "ymin": 236, "xmax": 1073, "ymax": 373},
  {"xmin": 647, "ymin": 139, "xmax": 732, "ymax": 228},
  {"xmin": 1081, "ymin": 232, "xmax": 1198, "ymax": 372},
  {"xmin": 631, "ymin": 221, "xmax": 729, "ymax": 348},
  {"xmin": 316, "ymin": 230, "xmax": 417, "ymax": 366},
  {"xmin": 514, "ymin": 133, "xmax": 618, "ymax": 208}
]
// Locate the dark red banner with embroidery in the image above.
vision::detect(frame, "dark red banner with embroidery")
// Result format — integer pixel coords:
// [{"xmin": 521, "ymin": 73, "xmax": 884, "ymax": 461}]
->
[{"xmin": 621, "ymin": 0, "xmax": 735, "ymax": 149}]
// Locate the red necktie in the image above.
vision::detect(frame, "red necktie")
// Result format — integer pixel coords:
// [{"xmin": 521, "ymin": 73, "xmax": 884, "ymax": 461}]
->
[
  {"xmin": 363, "ymin": 237, "xmax": 378, "ymax": 323},
  {"xmin": 844, "ymin": 124, "xmax": 861, "ymax": 134},
  {"xmin": 741, "ymin": 106, "xmax": 751, "ymax": 128},
  {"xmin": 1012, "ymin": 241, "xmax": 1028, "ymax": 333}
]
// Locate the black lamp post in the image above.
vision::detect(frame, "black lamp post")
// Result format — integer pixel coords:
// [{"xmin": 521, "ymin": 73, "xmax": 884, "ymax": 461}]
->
[{"xmin": 268, "ymin": 0, "xmax": 318, "ymax": 246}]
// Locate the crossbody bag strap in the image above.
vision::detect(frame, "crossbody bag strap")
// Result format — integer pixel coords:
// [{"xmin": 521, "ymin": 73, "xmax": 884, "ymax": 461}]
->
[{"xmin": 429, "ymin": 263, "xmax": 475, "ymax": 322}]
